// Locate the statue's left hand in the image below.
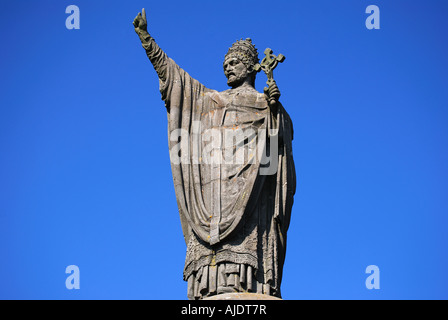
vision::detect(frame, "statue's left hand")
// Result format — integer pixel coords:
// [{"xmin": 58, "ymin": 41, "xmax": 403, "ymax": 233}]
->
[{"xmin": 264, "ymin": 80, "xmax": 281, "ymax": 106}]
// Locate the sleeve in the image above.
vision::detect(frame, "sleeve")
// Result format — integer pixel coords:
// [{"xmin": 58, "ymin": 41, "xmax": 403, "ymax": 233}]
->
[
  {"xmin": 137, "ymin": 31, "xmax": 213, "ymax": 246},
  {"xmin": 274, "ymin": 104, "xmax": 296, "ymax": 237},
  {"xmin": 137, "ymin": 30, "xmax": 210, "ymax": 112}
]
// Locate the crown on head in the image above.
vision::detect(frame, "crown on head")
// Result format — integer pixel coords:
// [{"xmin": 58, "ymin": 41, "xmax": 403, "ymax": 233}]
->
[{"xmin": 224, "ymin": 38, "xmax": 260, "ymax": 70}]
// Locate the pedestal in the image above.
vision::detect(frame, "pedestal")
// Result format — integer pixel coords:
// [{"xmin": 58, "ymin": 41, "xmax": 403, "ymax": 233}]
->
[{"xmin": 203, "ymin": 293, "xmax": 282, "ymax": 300}]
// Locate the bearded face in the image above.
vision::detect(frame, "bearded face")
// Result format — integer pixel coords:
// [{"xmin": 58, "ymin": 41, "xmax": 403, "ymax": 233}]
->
[{"xmin": 223, "ymin": 56, "xmax": 252, "ymax": 88}]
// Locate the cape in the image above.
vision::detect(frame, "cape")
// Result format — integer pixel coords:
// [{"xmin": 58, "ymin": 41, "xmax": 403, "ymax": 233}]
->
[{"xmin": 160, "ymin": 57, "xmax": 296, "ymax": 250}]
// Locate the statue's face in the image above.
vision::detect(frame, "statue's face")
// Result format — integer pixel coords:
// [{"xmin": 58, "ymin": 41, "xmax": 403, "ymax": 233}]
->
[{"xmin": 223, "ymin": 56, "xmax": 250, "ymax": 88}]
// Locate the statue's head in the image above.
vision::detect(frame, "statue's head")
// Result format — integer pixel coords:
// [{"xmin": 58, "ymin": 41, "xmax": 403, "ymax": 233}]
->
[{"xmin": 223, "ymin": 38, "xmax": 259, "ymax": 88}]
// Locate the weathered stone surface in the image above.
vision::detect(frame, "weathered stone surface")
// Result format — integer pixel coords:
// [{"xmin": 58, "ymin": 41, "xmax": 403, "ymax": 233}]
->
[
  {"xmin": 133, "ymin": 8, "xmax": 296, "ymax": 300},
  {"xmin": 204, "ymin": 293, "xmax": 283, "ymax": 301}
]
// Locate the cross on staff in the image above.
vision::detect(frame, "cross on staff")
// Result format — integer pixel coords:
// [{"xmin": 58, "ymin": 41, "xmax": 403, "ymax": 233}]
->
[{"xmin": 255, "ymin": 48, "xmax": 285, "ymax": 106}]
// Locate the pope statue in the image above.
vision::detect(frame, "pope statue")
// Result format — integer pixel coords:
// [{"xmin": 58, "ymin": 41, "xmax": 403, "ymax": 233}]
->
[{"xmin": 133, "ymin": 8, "xmax": 296, "ymax": 300}]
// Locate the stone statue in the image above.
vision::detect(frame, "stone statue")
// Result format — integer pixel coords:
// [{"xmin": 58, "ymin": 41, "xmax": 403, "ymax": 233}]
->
[{"xmin": 133, "ymin": 8, "xmax": 296, "ymax": 300}]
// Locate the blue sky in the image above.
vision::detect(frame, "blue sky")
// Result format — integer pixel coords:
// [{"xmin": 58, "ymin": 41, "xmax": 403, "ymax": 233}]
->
[{"xmin": 0, "ymin": 0, "xmax": 447, "ymax": 300}]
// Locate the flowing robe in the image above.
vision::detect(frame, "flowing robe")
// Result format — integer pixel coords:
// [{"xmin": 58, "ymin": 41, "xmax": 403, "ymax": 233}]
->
[{"xmin": 139, "ymin": 32, "xmax": 296, "ymax": 299}]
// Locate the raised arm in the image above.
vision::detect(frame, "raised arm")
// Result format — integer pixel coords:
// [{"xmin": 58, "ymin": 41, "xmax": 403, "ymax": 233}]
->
[
  {"xmin": 133, "ymin": 8, "xmax": 168, "ymax": 82},
  {"xmin": 133, "ymin": 8, "xmax": 211, "ymax": 113}
]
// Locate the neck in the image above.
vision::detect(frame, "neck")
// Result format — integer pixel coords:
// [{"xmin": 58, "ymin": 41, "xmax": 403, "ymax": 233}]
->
[{"xmin": 236, "ymin": 82, "xmax": 254, "ymax": 90}]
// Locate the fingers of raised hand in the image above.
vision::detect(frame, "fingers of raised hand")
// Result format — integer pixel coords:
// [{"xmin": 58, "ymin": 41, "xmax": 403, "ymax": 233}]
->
[
  {"xmin": 133, "ymin": 13, "xmax": 142, "ymax": 26},
  {"xmin": 133, "ymin": 10, "xmax": 148, "ymax": 30}
]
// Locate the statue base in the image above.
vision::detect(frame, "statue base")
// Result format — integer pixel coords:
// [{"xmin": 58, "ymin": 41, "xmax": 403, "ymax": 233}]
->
[{"xmin": 203, "ymin": 293, "xmax": 282, "ymax": 300}]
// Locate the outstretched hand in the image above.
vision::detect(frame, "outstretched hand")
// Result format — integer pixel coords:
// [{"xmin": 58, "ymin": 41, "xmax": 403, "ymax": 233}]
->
[{"xmin": 133, "ymin": 8, "xmax": 148, "ymax": 33}]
